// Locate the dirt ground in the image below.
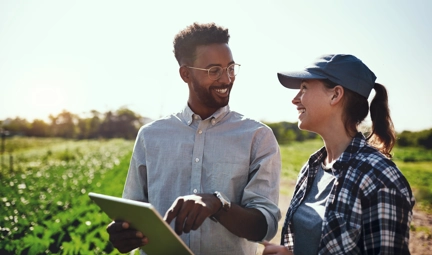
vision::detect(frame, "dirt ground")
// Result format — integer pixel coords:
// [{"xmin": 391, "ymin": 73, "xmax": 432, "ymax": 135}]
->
[
  {"xmin": 409, "ymin": 209, "xmax": 432, "ymax": 254},
  {"xmin": 256, "ymin": 180, "xmax": 432, "ymax": 255}
]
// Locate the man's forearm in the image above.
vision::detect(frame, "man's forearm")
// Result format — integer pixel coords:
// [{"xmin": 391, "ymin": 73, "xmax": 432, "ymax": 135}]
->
[{"xmin": 213, "ymin": 204, "xmax": 267, "ymax": 241}]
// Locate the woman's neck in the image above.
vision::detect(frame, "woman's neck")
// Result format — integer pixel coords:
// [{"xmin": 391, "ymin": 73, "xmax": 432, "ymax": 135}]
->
[{"xmin": 321, "ymin": 129, "xmax": 353, "ymax": 166}]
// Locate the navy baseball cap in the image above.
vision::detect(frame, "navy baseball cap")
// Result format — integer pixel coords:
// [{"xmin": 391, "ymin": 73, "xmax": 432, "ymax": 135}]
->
[{"xmin": 277, "ymin": 54, "xmax": 376, "ymax": 98}]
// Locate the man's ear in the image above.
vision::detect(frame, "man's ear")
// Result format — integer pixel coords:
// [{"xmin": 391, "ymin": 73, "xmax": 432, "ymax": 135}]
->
[
  {"xmin": 179, "ymin": 65, "xmax": 190, "ymax": 83},
  {"xmin": 330, "ymin": 85, "xmax": 344, "ymax": 105}
]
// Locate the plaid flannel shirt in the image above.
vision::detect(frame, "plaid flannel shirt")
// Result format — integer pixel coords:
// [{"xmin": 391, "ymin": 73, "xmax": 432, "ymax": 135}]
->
[{"xmin": 281, "ymin": 132, "xmax": 415, "ymax": 254}]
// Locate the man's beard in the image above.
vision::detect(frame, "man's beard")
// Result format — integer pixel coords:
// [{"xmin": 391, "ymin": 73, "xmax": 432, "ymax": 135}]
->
[{"xmin": 191, "ymin": 76, "xmax": 232, "ymax": 109}]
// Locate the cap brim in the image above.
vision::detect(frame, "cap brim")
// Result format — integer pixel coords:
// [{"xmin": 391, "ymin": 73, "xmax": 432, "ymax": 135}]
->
[{"xmin": 277, "ymin": 71, "xmax": 327, "ymax": 89}]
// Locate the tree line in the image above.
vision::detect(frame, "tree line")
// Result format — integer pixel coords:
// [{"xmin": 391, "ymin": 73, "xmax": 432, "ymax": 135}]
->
[
  {"xmin": 0, "ymin": 108, "xmax": 151, "ymax": 140},
  {"xmin": 1, "ymin": 108, "xmax": 431, "ymax": 149},
  {"xmin": 397, "ymin": 129, "xmax": 432, "ymax": 149},
  {"xmin": 267, "ymin": 121, "xmax": 432, "ymax": 149},
  {"xmin": 0, "ymin": 108, "xmax": 317, "ymax": 143}
]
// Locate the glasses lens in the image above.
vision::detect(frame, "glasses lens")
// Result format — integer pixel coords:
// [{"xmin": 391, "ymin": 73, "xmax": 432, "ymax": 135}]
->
[
  {"xmin": 207, "ymin": 64, "xmax": 240, "ymax": 80},
  {"xmin": 208, "ymin": 66, "xmax": 223, "ymax": 80},
  {"xmin": 228, "ymin": 64, "xmax": 240, "ymax": 77}
]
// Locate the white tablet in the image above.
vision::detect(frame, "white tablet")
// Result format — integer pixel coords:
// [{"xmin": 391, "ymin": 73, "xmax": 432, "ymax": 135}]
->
[{"xmin": 88, "ymin": 192, "xmax": 194, "ymax": 255}]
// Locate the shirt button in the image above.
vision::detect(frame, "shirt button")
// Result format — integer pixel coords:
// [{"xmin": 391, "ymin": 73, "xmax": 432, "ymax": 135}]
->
[
  {"xmin": 193, "ymin": 189, "xmax": 197, "ymax": 193},
  {"xmin": 195, "ymin": 158, "xmax": 199, "ymax": 162},
  {"xmin": 194, "ymin": 115, "xmax": 199, "ymax": 120},
  {"xmin": 198, "ymin": 130, "xmax": 202, "ymax": 134},
  {"xmin": 211, "ymin": 120, "xmax": 215, "ymax": 125}
]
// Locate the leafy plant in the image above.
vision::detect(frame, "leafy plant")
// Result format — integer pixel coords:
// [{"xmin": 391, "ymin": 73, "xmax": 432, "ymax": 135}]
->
[{"xmin": 0, "ymin": 138, "xmax": 133, "ymax": 254}]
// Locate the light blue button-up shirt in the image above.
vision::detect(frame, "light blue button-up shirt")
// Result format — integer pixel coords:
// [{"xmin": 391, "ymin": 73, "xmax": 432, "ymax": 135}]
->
[{"xmin": 123, "ymin": 105, "xmax": 281, "ymax": 255}]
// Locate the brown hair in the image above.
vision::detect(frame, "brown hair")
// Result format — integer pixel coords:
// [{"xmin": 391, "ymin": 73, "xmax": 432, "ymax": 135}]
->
[{"xmin": 323, "ymin": 79, "xmax": 396, "ymax": 158}]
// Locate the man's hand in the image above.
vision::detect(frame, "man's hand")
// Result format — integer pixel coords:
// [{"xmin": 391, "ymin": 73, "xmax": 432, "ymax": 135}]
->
[
  {"xmin": 163, "ymin": 194, "xmax": 221, "ymax": 235},
  {"xmin": 106, "ymin": 221, "xmax": 148, "ymax": 253},
  {"xmin": 261, "ymin": 241, "xmax": 293, "ymax": 255}
]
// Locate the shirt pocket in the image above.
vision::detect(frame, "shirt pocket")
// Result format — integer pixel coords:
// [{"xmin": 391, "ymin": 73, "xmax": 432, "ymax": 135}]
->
[{"xmin": 204, "ymin": 162, "xmax": 249, "ymax": 203}]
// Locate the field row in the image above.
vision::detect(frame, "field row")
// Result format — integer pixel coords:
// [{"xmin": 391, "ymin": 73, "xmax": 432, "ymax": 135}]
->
[
  {"xmin": 1, "ymin": 138, "xmax": 431, "ymax": 254},
  {"xmin": 1, "ymin": 139, "xmax": 133, "ymax": 254}
]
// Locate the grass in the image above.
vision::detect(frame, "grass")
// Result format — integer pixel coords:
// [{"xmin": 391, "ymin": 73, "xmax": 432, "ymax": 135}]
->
[
  {"xmin": 279, "ymin": 139, "xmax": 432, "ymax": 213},
  {"xmin": 279, "ymin": 139, "xmax": 323, "ymax": 195},
  {"xmin": 394, "ymin": 160, "xmax": 432, "ymax": 212},
  {"xmin": 392, "ymin": 146, "xmax": 432, "ymax": 162},
  {"xmin": 1, "ymin": 136, "xmax": 66, "ymax": 153},
  {"xmin": 1, "ymin": 137, "xmax": 431, "ymax": 254},
  {"xmin": 279, "ymin": 139, "xmax": 323, "ymax": 178},
  {"xmin": 386, "ymin": 145, "xmax": 432, "ymax": 212}
]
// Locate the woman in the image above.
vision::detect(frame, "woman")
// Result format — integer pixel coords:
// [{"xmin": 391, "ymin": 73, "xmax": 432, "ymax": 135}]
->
[{"xmin": 263, "ymin": 54, "xmax": 415, "ymax": 254}]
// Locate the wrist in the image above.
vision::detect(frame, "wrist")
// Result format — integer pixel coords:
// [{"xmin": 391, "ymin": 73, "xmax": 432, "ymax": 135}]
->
[{"xmin": 209, "ymin": 191, "xmax": 231, "ymax": 223}]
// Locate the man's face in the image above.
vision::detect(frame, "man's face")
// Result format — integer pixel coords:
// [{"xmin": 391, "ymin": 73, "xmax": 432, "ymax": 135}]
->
[{"xmin": 187, "ymin": 43, "xmax": 235, "ymax": 114}]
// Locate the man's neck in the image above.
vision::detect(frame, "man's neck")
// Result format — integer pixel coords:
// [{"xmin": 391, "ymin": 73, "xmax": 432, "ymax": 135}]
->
[{"xmin": 188, "ymin": 104, "xmax": 221, "ymax": 120}]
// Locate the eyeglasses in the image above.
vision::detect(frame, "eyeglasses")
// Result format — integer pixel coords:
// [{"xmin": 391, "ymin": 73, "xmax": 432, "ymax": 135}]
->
[{"xmin": 186, "ymin": 63, "xmax": 241, "ymax": 81}]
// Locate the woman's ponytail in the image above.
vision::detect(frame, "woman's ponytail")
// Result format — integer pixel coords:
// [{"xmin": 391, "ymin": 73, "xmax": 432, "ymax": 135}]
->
[{"xmin": 367, "ymin": 83, "xmax": 396, "ymax": 158}]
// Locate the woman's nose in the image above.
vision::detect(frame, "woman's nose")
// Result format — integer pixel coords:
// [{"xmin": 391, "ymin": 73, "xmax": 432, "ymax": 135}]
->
[{"xmin": 292, "ymin": 91, "xmax": 301, "ymax": 105}]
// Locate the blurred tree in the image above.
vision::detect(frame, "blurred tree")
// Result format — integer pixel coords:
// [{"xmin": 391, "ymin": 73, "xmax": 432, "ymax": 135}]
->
[
  {"xmin": 114, "ymin": 107, "xmax": 142, "ymax": 139},
  {"xmin": 397, "ymin": 131, "xmax": 416, "ymax": 147},
  {"xmin": 77, "ymin": 118, "xmax": 90, "ymax": 139},
  {"xmin": 88, "ymin": 110, "xmax": 102, "ymax": 139},
  {"xmin": 100, "ymin": 111, "xmax": 115, "ymax": 138},
  {"xmin": 76, "ymin": 110, "xmax": 103, "ymax": 139},
  {"xmin": 27, "ymin": 119, "xmax": 50, "ymax": 137},
  {"xmin": 50, "ymin": 110, "xmax": 78, "ymax": 139},
  {"xmin": 396, "ymin": 129, "xmax": 432, "ymax": 149},
  {"xmin": 418, "ymin": 129, "xmax": 432, "ymax": 149},
  {"xmin": 100, "ymin": 108, "xmax": 142, "ymax": 139},
  {"xmin": 266, "ymin": 121, "xmax": 318, "ymax": 144},
  {"xmin": 1, "ymin": 117, "xmax": 29, "ymax": 135}
]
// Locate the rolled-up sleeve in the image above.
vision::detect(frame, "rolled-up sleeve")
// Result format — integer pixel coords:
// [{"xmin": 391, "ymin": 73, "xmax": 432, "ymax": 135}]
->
[{"xmin": 243, "ymin": 126, "xmax": 282, "ymax": 241}]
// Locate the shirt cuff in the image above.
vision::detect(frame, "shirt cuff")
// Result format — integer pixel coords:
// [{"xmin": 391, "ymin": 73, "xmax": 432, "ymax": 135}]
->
[{"xmin": 255, "ymin": 207, "xmax": 281, "ymax": 242}]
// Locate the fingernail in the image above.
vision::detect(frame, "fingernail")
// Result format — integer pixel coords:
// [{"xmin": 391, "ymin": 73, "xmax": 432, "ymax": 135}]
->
[{"xmin": 136, "ymin": 232, "xmax": 143, "ymax": 238}]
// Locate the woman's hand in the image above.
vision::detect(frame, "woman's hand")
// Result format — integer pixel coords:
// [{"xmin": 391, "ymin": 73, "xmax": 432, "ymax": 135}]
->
[{"xmin": 261, "ymin": 241, "xmax": 293, "ymax": 255}]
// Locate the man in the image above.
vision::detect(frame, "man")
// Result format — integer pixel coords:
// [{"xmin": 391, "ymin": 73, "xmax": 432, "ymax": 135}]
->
[{"xmin": 107, "ymin": 22, "xmax": 281, "ymax": 255}]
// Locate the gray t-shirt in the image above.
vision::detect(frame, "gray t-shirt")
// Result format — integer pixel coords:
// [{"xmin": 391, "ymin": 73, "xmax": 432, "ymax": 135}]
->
[{"xmin": 292, "ymin": 164, "xmax": 335, "ymax": 255}]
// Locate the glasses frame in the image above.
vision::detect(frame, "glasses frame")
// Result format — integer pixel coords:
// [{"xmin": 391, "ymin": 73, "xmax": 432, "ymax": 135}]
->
[{"xmin": 186, "ymin": 63, "xmax": 241, "ymax": 81}]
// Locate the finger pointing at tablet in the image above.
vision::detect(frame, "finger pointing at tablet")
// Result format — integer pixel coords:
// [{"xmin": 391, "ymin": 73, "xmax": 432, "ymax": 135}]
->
[{"xmin": 164, "ymin": 194, "xmax": 221, "ymax": 235}]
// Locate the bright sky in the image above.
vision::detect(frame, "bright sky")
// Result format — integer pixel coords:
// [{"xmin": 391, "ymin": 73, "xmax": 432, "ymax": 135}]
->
[{"xmin": 0, "ymin": 1, "xmax": 431, "ymax": 132}]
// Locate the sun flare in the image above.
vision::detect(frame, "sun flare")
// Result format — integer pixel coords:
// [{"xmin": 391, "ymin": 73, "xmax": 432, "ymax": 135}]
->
[{"xmin": 28, "ymin": 85, "xmax": 68, "ymax": 119}]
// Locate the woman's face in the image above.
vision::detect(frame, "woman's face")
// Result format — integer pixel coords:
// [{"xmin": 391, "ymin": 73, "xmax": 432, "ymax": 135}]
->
[{"xmin": 291, "ymin": 79, "xmax": 334, "ymax": 133}]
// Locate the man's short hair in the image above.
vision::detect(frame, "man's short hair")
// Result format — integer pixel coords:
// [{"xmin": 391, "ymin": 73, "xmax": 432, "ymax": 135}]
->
[{"xmin": 173, "ymin": 22, "xmax": 230, "ymax": 65}]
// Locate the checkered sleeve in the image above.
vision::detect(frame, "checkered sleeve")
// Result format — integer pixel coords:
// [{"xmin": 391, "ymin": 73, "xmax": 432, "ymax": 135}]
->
[{"xmin": 361, "ymin": 187, "xmax": 413, "ymax": 254}]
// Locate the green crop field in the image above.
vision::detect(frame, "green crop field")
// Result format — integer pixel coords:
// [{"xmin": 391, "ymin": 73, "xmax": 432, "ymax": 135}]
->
[
  {"xmin": 1, "ymin": 137, "xmax": 431, "ymax": 254},
  {"xmin": 1, "ymin": 138, "xmax": 134, "ymax": 255}
]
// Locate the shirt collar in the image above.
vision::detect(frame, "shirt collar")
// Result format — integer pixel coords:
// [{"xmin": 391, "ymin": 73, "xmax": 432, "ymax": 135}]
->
[
  {"xmin": 309, "ymin": 132, "xmax": 367, "ymax": 175},
  {"xmin": 180, "ymin": 105, "xmax": 230, "ymax": 126}
]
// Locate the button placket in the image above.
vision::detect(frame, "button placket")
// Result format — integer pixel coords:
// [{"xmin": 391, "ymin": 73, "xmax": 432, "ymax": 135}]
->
[
  {"xmin": 190, "ymin": 119, "xmax": 209, "ymax": 195},
  {"xmin": 189, "ymin": 118, "xmax": 209, "ymax": 253}
]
